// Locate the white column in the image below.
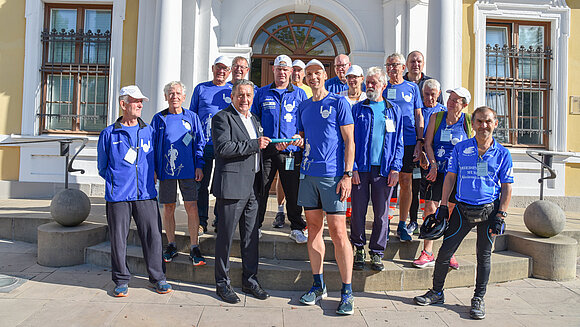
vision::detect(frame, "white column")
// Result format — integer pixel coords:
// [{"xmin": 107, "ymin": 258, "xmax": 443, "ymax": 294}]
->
[
  {"xmin": 149, "ymin": 0, "xmax": 182, "ymax": 120},
  {"xmin": 427, "ymin": 0, "xmax": 461, "ymax": 93}
]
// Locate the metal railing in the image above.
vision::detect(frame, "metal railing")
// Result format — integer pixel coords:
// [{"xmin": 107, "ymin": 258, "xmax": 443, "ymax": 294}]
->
[
  {"xmin": 0, "ymin": 138, "xmax": 88, "ymax": 189},
  {"xmin": 526, "ymin": 150, "xmax": 580, "ymax": 200}
]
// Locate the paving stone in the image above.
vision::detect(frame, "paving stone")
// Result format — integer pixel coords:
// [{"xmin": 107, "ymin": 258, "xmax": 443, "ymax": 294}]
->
[
  {"xmin": 436, "ymin": 311, "xmax": 525, "ymax": 326},
  {"xmin": 511, "ymin": 314, "xmax": 580, "ymax": 326},
  {"xmin": 0, "ymin": 298, "xmax": 47, "ymax": 326},
  {"xmin": 362, "ymin": 309, "xmax": 448, "ymax": 326},
  {"xmin": 447, "ymin": 284, "xmax": 538, "ymax": 315},
  {"xmin": 198, "ymin": 306, "xmax": 284, "ymax": 326},
  {"xmin": 110, "ymin": 303, "xmax": 203, "ymax": 327},
  {"xmin": 283, "ymin": 306, "xmax": 367, "ymax": 326},
  {"xmin": 17, "ymin": 300, "xmax": 123, "ymax": 326}
]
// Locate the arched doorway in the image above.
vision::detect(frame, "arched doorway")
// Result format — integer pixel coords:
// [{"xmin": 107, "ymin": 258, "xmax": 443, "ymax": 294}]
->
[{"xmin": 250, "ymin": 12, "xmax": 350, "ymax": 87}]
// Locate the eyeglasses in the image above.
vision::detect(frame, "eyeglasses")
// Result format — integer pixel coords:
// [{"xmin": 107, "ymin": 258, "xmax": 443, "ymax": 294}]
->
[
  {"xmin": 335, "ymin": 63, "xmax": 349, "ymax": 68},
  {"xmin": 233, "ymin": 65, "xmax": 249, "ymax": 70},
  {"xmin": 385, "ymin": 63, "xmax": 403, "ymax": 68}
]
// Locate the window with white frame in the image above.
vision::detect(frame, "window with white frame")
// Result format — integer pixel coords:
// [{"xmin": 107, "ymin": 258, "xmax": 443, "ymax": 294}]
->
[
  {"xmin": 485, "ymin": 20, "xmax": 552, "ymax": 147},
  {"xmin": 39, "ymin": 4, "xmax": 112, "ymax": 134}
]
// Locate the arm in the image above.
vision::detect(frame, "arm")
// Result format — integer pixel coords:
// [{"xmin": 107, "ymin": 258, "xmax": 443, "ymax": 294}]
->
[
  {"xmin": 413, "ymin": 107, "xmax": 424, "ymax": 159},
  {"xmin": 439, "ymin": 172, "xmax": 457, "ymax": 207},
  {"xmin": 424, "ymin": 114, "xmax": 438, "ymax": 181},
  {"xmin": 192, "ymin": 114, "xmax": 206, "ymax": 170},
  {"xmin": 497, "ymin": 183, "xmax": 512, "ymax": 214},
  {"xmin": 211, "ymin": 111, "xmax": 262, "ymax": 159},
  {"xmin": 336, "ymin": 124, "xmax": 355, "ymax": 201},
  {"xmin": 96, "ymin": 130, "xmax": 109, "ymax": 179}
]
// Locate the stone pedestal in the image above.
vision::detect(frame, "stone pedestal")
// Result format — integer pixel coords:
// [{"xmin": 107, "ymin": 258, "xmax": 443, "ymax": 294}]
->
[{"xmin": 38, "ymin": 222, "xmax": 107, "ymax": 267}]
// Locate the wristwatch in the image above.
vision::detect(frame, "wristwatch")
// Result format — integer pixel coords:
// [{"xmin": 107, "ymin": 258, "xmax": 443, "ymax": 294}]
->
[
  {"xmin": 497, "ymin": 210, "xmax": 508, "ymax": 218},
  {"xmin": 344, "ymin": 171, "xmax": 353, "ymax": 178}
]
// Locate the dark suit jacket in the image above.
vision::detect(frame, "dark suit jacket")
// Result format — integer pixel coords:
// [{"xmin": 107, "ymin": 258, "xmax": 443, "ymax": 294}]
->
[{"xmin": 211, "ymin": 105, "xmax": 265, "ymax": 200}]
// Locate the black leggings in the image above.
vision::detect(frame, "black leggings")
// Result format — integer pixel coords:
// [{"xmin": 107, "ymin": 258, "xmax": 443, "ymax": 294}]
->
[{"xmin": 432, "ymin": 204, "xmax": 497, "ymax": 298}]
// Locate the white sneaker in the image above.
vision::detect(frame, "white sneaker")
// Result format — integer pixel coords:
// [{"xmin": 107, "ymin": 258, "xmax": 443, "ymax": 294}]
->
[
  {"xmin": 258, "ymin": 229, "xmax": 263, "ymax": 239},
  {"xmin": 290, "ymin": 229, "xmax": 308, "ymax": 244}
]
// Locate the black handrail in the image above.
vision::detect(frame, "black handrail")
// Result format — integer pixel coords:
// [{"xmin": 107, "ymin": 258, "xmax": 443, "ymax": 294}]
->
[
  {"xmin": 0, "ymin": 137, "xmax": 88, "ymax": 189},
  {"xmin": 526, "ymin": 150, "xmax": 580, "ymax": 200}
]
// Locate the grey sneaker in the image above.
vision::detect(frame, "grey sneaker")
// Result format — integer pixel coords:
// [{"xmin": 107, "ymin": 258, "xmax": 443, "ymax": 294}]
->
[
  {"xmin": 162, "ymin": 243, "xmax": 178, "ymax": 263},
  {"xmin": 370, "ymin": 252, "xmax": 384, "ymax": 271},
  {"xmin": 413, "ymin": 289, "xmax": 445, "ymax": 306},
  {"xmin": 353, "ymin": 247, "xmax": 365, "ymax": 270},
  {"xmin": 336, "ymin": 293, "xmax": 354, "ymax": 315},
  {"xmin": 470, "ymin": 297, "xmax": 486, "ymax": 320},
  {"xmin": 299, "ymin": 285, "xmax": 327, "ymax": 305},
  {"xmin": 272, "ymin": 212, "xmax": 285, "ymax": 228},
  {"xmin": 289, "ymin": 229, "xmax": 307, "ymax": 244}
]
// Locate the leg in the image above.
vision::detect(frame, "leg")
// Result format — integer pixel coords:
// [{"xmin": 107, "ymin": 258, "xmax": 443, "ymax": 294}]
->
[
  {"xmin": 305, "ymin": 209, "xmax": 325, "ymax": 274},
  {"xmin": 184, "ymin": 201, "xmax": 199, "ymax": 245},
  {"xmin": 368, "ymin": 167, "xmax": 393, "ymax": 256},
  {"xmin": 256, "ymin": 154, "xmax": 276, "ymax": 229},
  {"xmin": 131, "ymin": 199, "xmax": 166, "ymax": 284},
  {"xmin": 214, "ymin": 198, "xmax": 243, "ymax": 287},
  {"xmin": 474, "ymin": 220, "xmax": 495, "ymax": 298},
  {"xmin": 239, "ymin": 190, "xmax": 260, "ymax": 287},
  {"xmin": 398, "ymin": 172, "xmax": 412, "ymax": 224},
  {"xmin": 276, "ymin": 174, "xmax": 285, "ymax": 207},
  {"xmin": 278, "ymin": 152, "xmax": 306, "ymax": 231},
  {"xmin": 350, "ymin": 171, "xmax": 371, "ymax": 248},
  {"xmin": 198, "ymin": 145, "xmax": 214, "ymax": 229},
  {"xmin": 410, "ymin": 176, "xmax": 421, "ymax": 223},
  {"xmin": 162, "ymin": 203, "xmax": 177, "ymax": 243},
  {"xmin": 106, "ymin": 201, "xmax": 132, "ymax": 286},
  {"xmin": 422, "ymin": 200, "xmax": 439, "ymax": 254},
  {"xmin": 432, "ymin": 207, "xmax": 473, "ymax": 292},
  {"xmin": 327, "ymin": 214, "xmax": 353, "ymax": 284}
]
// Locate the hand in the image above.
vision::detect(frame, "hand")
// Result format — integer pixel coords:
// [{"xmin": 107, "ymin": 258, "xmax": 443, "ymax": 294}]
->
[
  {"xmin": 336, "ymin": 176, "xmax": 352, "ymax": 202},
  {"xmin": 435, "ymin": 205, "xmax": 449, "ymax": 223},
  {"xmin": 290, "ymin": 135, "xmax": 304, "ymax": 148},
  {"xmin": 387, "ymin": 170, "xmax": 399, "ymax": 187},
  {"xmin": 419, "ymin": 151, "xmax": 429, "ymax": 170},
  {"xmin": 195, "ymin": 168, "xmax": 204, "ymax": 182},
  {"xmin": 275, "ymin": 142, "xmax": 288, "ymax": 151},
  {"xmin": 258, "ymin": 136, "xmax": 271, "ymax": 149},
  {"xmin": 489, "ymin": 216, "xmax": 505, "ymax": 236},
  {"xmin": 352, "ymin": 171, "xmax": 360, "ymax": 185},
  {"xmin": 426, "ymin": 166, "xmax": 437, "ymax": 182},
  {"xmin": 413, "ymin": 143, "xmax": 422, "ymax": 162}
]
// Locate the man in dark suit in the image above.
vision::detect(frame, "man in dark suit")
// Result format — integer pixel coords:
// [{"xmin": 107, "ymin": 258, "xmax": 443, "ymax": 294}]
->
[{"xmin": 211, "ymin": 79, "xmax": 271, "ymax": 303}]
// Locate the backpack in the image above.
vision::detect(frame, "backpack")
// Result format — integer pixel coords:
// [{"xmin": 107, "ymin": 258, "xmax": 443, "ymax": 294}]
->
[{"xmin": 432, "ymin": 111, "xmax": 474, "ymax": 139}]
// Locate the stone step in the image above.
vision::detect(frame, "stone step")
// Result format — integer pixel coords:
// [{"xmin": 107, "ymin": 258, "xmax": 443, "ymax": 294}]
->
[{"xmin": 85, "ymin": 242, "xmax": 530, "ymax": 292}]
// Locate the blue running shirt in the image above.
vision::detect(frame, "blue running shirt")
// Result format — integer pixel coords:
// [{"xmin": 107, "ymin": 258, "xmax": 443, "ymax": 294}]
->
[
  {"xmin": 382, "ymin": 80, "xmax": 422, "ymax": 146},
  {"xmin": 189, "ymin": 81, "xmax": 232, "ymax": 144}
]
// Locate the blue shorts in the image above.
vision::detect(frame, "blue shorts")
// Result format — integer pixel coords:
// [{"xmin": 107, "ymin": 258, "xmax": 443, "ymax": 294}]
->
[{"xmin": 298, "ymin": 175, "xmax": 347, "ymax": 214}]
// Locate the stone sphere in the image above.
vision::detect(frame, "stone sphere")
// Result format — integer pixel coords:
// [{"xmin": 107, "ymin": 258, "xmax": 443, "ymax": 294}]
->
[
  {"xmin": 523, "ymin": 200, "xmax": 566, "ymax": 237},
  {"xmin": 50, "ymin": 189, "xmax": 91, "ymax": 227}
]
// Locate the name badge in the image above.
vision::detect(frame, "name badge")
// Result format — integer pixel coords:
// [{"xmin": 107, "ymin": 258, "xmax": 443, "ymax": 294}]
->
[
  {"xmin": 385, "ymin": 119, "xmax": 396, "ymax": 133},
  {"xmin": 440, "ymin": 129, "xmax": 451, "ymax": 142},
  {"xmin": 477, "ymin": 162, "xmax": 488, "ymax": 177},
  {"xmin": 285, "ymin": 156, "xmax": 294, "ymax": 170},
  {"xmin": 387, "ymin": 88, "xmax": 397, "ymax": 100},
  {"xmin": 124, "ymin": 148, "xmax": 137, "ymax": 164},
  {"xmin": 299, "ymin": 173, "xmax": 305, "ymax": 180},
  {"xmin": 182, "ymin": 133, "xmax": 192, "ymax": 146},
  {"xmin": 412, "ymin": 167, "xmax": 422, "ymax": 179}
]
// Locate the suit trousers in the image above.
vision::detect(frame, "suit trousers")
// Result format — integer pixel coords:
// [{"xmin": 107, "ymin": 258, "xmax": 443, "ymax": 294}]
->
[
  {"xmin": 214, "ymin": 175, "xmax": 261, "ymax": 288},
  {"xmin": 257, "ymin": 150, "xmax": 305, "ymax": 230},
  {"xmin": 106, "ymin": 199, "xmax": 166, "ymax": 286}
]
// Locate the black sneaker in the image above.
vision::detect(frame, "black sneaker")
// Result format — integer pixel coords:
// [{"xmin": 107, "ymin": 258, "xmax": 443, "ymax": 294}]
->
[
  {"xmin": 370, "ymin": 252, "xmax": 384, "ymax": 271},
  {"xmin": 189, "ymin": 247, "xmax": 206, "ymax": 266},
  {"xmin": 353, "ymin": 247, "xmax": 365, "ymax": 270},
  {"xmin": 163, "ymin": 243, "xmax": 178, "ymax": 263},
  {"xmin": 413, "ymin": 289, "xmax": 445, "ymax": 306},
  {"xmin": 470, "ymin": 296, "xmax": 486, "ymax": 320},
  {"xmin": 272, "ymin": 212, "xmax": 285, "ymax": 228}
]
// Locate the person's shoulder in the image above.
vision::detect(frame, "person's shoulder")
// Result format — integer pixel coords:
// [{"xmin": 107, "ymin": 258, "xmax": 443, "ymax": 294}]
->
[
  {"xmin": 99, "ymin": 123, "xmax": 116, "ymax": 137},
  {"xmin": 493, "ymin": 139, "xmax": 511, "ymax": 155}
]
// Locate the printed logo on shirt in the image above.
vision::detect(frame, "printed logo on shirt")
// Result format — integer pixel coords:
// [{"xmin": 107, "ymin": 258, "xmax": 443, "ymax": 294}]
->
[
  {"xmin": 141, "ymin": 139, "xmax": 151, "ymax": 153},
  {"xmin": 165, "ymin": 144, "xmax": 183, "ymax": 176},
  {"xmin": 437, "ymin": 147, "xmax": 445, "ymax": 158},
  {"xmin": 223, "ymin": 93, "xmax": 231, "ymax": 104},
  {"xmin": 284, "ymin": 112, "xmax": 293, "ymax": 123},
  {"xmin": 320, "ymin": 105, "xmax": 332, "ymax": 119},
  {"xmin": 182, "ymin": 120, "xmax": 191, "ymax": 131},
  {"xmin": 113, "ymin": 141, "xmax": 122, "ymax": 145},
  {"xmin": 463, "ymin": 146, "xmax": 476, "ymax": 155},
  {"xmin": 262, "ymin": 101, "xmax": 276, "ymax": 110},
  {"xmin": 301, "ymin": 139, "xmax": 312, "ymax": 171},
  {"xmin": 284, "ymin": 101, "xmax": 295, "ymax": 112},
  {"xmin": 402, "ymin": 93, "xmax": 412, "ymax": 102}
]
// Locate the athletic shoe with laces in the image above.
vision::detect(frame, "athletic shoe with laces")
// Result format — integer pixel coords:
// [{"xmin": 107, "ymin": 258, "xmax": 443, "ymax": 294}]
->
[
  {"xmin": 189, "ymin": 247, "xmax": 206, "ymax": 266},
  {"xmin": 406, "ymin": 221, "xmax": 419, "ymax": 235},
  {"xmin": 413, "ymin": 289, "xmax": 445, "ymax": 306},
  {"xmin": 353, "ymin": 247, "xmax": 365, "ymax": 270},
  {"xmin": 163, "ymin": 243, "xmax": 178, "ymax": 263},
  {"xmin": 113, "ymin": 284, "xmax": 128, "ymax": 297},
  {"xmin": 336, "ymin": 293, "xmax": 355, "ymax": 315},
  {"xmin": 151, "ymin": 280, "xmax": 172, "ymax": 294},
  {"xmin": 397, "ymin": 221, "xmax": 412, "ymax": 242},
  {"xmin": 370, "ymin": 252, "xmax": 384, "ymax": 271},
  {"xmin": 449, "ymin": 255, "xmax": 460, "ymax": 270},
  {"xmin": 299, "ymin": 285, "xmax": 327, "ymax": 305},
  {"xmin": 198, "ymin": 225, "xmax": 205, "ymax": 236},
  {"xmin": 470, "ymin": 296, "xmax": 486, "ymax": 319},
  {"xmin": 289, "ymin": 229, "xmax": 307, "ymax": 244},
  {"xmin": 413, "ymin": 250, "xmax": 435, "ymax": 268},
  {"xmin": 272, "ymin": 212, "xmax": 285, "ymax": 228}
]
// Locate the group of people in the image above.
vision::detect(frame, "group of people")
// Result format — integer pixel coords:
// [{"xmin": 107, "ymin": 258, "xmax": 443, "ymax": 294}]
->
[{"xmin": 97, "ymin": 50, "xmax": 513, "ymax": 319}]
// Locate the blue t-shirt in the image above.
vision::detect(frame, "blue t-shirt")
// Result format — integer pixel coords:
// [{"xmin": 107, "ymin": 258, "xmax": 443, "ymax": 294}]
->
[
  {"xmin": 189, "ymin": 81, "xmax": 232, "ymax": 144},
  {"xmin": 382, "ymin": 80, "xmax": 422, "ymax": 146},
  {"xmin": 369, "ymin": 100, "xmax": 386, "ymax": 166},
  {"xmin": 159, "ymin": 112, "xmax": 196, "ymax": 180},
  {"xmin": 325, "ymin": 76, "xmax": 366, "ymax": 95},
  {"xmin": 422, "ymin": 103, "xmax": 446, "ymax": 136},
  {"xmin": 298, "ymin": 93, "xmax": 354, "ymax": 177},
  {"xmin": 448, "ymin": 138, "xmax": 514, "ymax": 205},
  {"xmin": 432, "ymin": 112, "xmax": 468, "ymax": 173},
  {"xmin": 121, "ymin": 124, "xmax": 139, "ymax": 148}
]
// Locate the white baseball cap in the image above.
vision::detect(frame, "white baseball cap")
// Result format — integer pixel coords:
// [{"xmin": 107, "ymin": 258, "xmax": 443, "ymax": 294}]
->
[
  {"xmin": 446, "ymin": 87, "xmax": 471, "ymax": 104},
  {"xmin": 214, "ymin": 55, "xmax": 231, "ymax": 67},
  {"xmin": 292, "ymin": 59, "xmax": 306, "ymax": 69},
  {"xmin": 305, "ymin": 59, "xmax": 325, "ymax": 70},
  {"xmin": 119, "ymin": 85, "xmax": 149, "ymax": 101},
  {"xmin": 346, "ymin": 65, "xmax": 364, "ymax": 77},
  {"xmin": 274, "ymin": 55, "xmax": 292, "ymax": 67}
]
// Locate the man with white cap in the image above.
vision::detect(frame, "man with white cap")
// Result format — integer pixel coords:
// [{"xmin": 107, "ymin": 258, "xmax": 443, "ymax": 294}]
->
[
  {"xmin": 286, "ymin": 58, "xmax": 355, "ymax": 315},
  {"xmin": 292, "ymin": 59, "xmax": 312, "ymax": 98},
  {"xmin": 251, "ymin": 54, "xmax": 308, "ymax": 242},
  {"xmin": 339, "ymin": 64, "xmax": 367, "ymax": 105},
  {"xmin": 97, "ymin": 85, "xmax": 172, "ymax": 297},
  {"xmin": 190, "ymin": 55, "xmax": 232, "ymax": 233}
]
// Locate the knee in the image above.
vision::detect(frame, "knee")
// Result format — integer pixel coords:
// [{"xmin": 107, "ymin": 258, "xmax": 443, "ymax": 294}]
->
[{"xmin": 163, "ymin": 203, "xmax": 176, "ymax": 211}]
